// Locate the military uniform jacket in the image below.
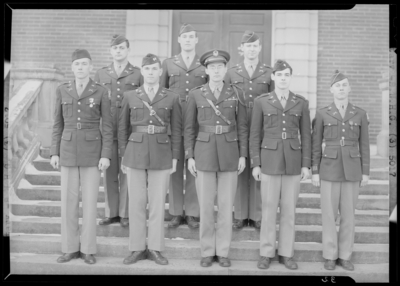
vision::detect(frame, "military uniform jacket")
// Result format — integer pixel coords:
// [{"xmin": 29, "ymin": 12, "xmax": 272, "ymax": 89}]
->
[
  {"xmin": 184, "ymin": 83, "xmax": 248, "ymax": 172},
  {"xmin": 118, "ymin": 86, "xmax": 182, "ymax": 170},
  {"xmin": 311, "ymin": 102, "xmax": 370, "ymax": 182},
  {"xmin": 50, "ymin": 78, "xmax": 113, "ymax": 167},
  {"xmin": 249, "ymin": 91, "xmax": 311, "ymax": 175},
  {"xmin": 160, "ymin": 54, "xmax": 207, "ymax": 118},
  {"xmin": 94, "ymin": 62, "xmax": 143, "ymax": 140},
  {"xmin": 224, "ymin": 61, "xmax": 274, "ymax": 126}
]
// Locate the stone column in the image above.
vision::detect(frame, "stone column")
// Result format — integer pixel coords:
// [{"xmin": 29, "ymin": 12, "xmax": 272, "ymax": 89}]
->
[{"xmin": 377, "ymin": 70, "xmax": 389, "ymax": 157}]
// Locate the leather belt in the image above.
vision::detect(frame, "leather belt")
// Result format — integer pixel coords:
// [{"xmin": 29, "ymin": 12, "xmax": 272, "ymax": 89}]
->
[
  {"xmin": 179, "ymin": 95, "xmax": 188, "ymax": 103},
  {"xmin": 263, "ymin": 132, "xmax": 298, "ymax": 140},
  {"xmin": 132, "ymin": 125, "xmax": 167, "ymax": 134},
  {"xmin": 199, "ymin": 124, "xmax": 236, "ymax": 134},
  {"xmin": 325, "ymin": 139, "xmax": 357, "ymax": 147},
  {"xmin": 64, "ymin": 123, "xmax": 100, "ymax": 130}
]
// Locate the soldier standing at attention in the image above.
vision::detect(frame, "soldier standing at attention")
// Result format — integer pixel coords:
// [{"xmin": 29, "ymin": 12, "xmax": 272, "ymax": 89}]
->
[
  {"xmin": 311, "ymin": 70, "xmax": 370, "ymax": 271},
  {"xmin": 185, "ymin": 50, "xmax": 248, "ymax": 267},
  {"xmin": 160, "ymin": 23, "xmax": 207, "ymax": 229},
  {"xmin": 225, "ymin": 30, "xmax": 274, "ymax": 230},
  {"xmin": 95, "ymin": 35, "xmax": 143, "ymax": 228},
  {"xmin": 119, "ymin": 54, "xmax": 182, "ymax": 265},
  {"xmin": 50, "ymin": 49, "xmax": 113, "ymax": 264},
  {"xmin": 250, "ymin": 60, "xmax": 311, "ymax": 270}
]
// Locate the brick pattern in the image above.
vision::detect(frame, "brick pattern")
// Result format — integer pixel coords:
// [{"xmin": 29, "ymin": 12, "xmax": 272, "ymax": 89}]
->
[
  {"xmin": 11, "ymin": 10, "xmax": 127, "ymax": 81},
  {"xmin": 317, "ymin": 5, "xmax": 389, "ymax": 143}
]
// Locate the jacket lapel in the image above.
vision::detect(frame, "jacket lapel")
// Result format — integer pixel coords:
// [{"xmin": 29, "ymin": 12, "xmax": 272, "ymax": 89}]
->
[
  {"xmin": 283, "ymin": 91, "xmax": 300, "ymax": 112},
  {"xmin": 79, "ymin": 79, "xmax": 99, "ymax": 100},
  {"xmin": 134, "ymin": 86, "xmax": 151, "ymax": 104},
  {"xmin": 250, "ymin": 62, "xmax": 267, "ymax": 80},
  {"xmin": 266, "ymin": 91, "xmax": 283, "ymax": 111},
  {"xmin": 216, "ymin": 83, "xmax": 234, "ymax": 105},
  {"xmin": 172, "ymin": 54, "xmax": 188, "ymax": 71},
  {"xmin": 150, "ymin": 87, "xmax": 168, "ymax": 105},
  {"xmin": 187, "ymin": 54, "xmax": 202, "ymax": 72},
  {"xmin": 343, "ymin": 102, "xmax": 358, "ymax": 122},
  {"xmin": 234, "ymin": 62, "xmax": 251, "ymax": 80},
  {"xmin": 105, "ymin": 63, "xmax": 118, "ymax": 80},
  {"xmin": 201, "ymin": 84, "xmax": 218, "ymax": 102},
  {"xmin": 64, "ymin": 81, "xmax": 80, "ymax": 101},
  {"xmin": 117, "ymin": 62, "xmax": 136, "ymax": 79},
  {"xmin": 326, "ymin": 103, "xmax": 344, "ymax": 122}
]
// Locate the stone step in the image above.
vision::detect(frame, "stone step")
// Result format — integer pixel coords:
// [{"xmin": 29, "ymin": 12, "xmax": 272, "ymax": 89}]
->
[
  {"xmin": 10, "ymin": 200, "xmax": 389, "ymax": 226},
  {"xmin": 10, "ymin": 253, "xmax": 388, "ymax": 282},
  {"xmin": 10, "ymin": 216, "xmax": 389, "ymax": 244},
  {"xmin": 10, "ymin": 234, "xmax": 389, "ymax": 264}
]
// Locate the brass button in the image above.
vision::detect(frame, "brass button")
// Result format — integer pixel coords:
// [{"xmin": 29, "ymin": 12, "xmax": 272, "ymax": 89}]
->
[
  {"xmin": 342, "ymin": 123, "xmax": 345, "ymax": 125},
  {"xmin": 117, "ymin": 88, "xmax": 120, "ymax": 91},
  {"xmin": 249, "ymin": 81, "xmax": 252, "ymax": 83},
  {"xmin": 216, "ymin": 106, "xmax": 219, "ymax": 108},
  {"xmin": 282, "ymin": 113, "xmax": 285, "ymax": 116},
  {"xmin": 283, "ymin": 121, "xmax": 285, "ymax": 124},
  {"xmin": 117, "ymin": 95, "xmax": 120, "ymax": 98},
  {"xmin": 342, "ymin": 137, "xmax": 345, "ymax": 139},
  {"xmin": 216, "ymin": 121, "xmax": 219, "ymax": 124},
  {"xmin": 78, "ymin": 118, "xmax": 80, "ymax": 120},
  {"xmin": 249, "ymin": 87, "xmax": 252, "ymax": 90},
  {"xmin": 78, "ymin": 110, "xmax": 81, "ymax": 112},
  {"xmin": 117, "ymin": 81, "xmax": 120, "ymax": 84},
  {"xmin": 250, "ymin": 95, "xmax": 252, "ymax": 97},
  {"xmin": 186, "ymin": 81, "xmax": 189, "ymax": 84},
  {"xmin": 328, "ymin": 123, "xmax": 331, "ymax": 126},
  {"xmin": 78, "ymin": 102, "xmax": 81, "ymax": 105},
  {"xmin": 342, "ymin": 129, "xmax": 345, "ymax": 132},
  {"xmin": 186, "ymin": 74, "xmax": 189, "ymax": 76},
  {"xmin": 283, "ymin": 128, "xmax": 286, "ymax": 131},
  {"xmin": 186, "ymin": 89, "xmax": 189, "ymax": 91},
  {"xmin": 150, "ymin": 121, "xmax": 153, "ymax": 123}
]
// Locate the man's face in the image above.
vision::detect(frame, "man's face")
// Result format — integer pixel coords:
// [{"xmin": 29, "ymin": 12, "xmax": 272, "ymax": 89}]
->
[
  {"xmin": 241, "ymin": 39, "xmax": 262, "ymax": 61},
  {"xmin": 141, "ymin": 62, "xmax": 162, "ymax": 85},
  {"xmin": 110, "ymin": 41, "xmax": 130, "ymax": 61},
  {"xmin": 71, "ymin": 58, "xmax": 92, "ymax": 79},
  {"xmin": 271, "ymin": 68, "xmax": 292, "ymax": 90},
  {"xmin": 330, "ymin": 78, "xmax": 351, "ymax": 101},
  {"xmin": 205, "ymin": 62, "xmax": 227, "ymax": 84},
  {"xmin": 178, "ymin": 31, "xmax": 198, "ymax": 52}
]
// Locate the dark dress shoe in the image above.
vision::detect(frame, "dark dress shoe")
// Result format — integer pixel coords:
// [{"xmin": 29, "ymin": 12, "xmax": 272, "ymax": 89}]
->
[
  {"xmin": 123, "ymin": 250, "xmax": 147, "ymax": 265},
  {"xmin": 56, "ymin": 251, "xmax": 80, "ymax": 263},
  {"xmin": 147, "ymin": 249, "xmax": 168, "ymax": 265},
  {"xmin": 257, "ymin": 256, "xmax": 270, "ymax": 269},
  {"xmin": 232, "ymin": 219, "xmax": 246, "ymax": 230},
  {"xmin": 216, "ymin": 256, "xmax": 231, "ymax": 267},
  {"xmin": 99, "ymin": 216, "xmax": 120, "ymax": 225},
  {"xmin": 81, "ymin": 253, "xmax": 96, "ymax": 264},
  {"xmin": 186, "ymin": 216, "xmax": 200, "ymax": 229},
  {"xmin": 168, "ymin": 215, "xmax": 183, "ymax": 228},
  {"xmin": 337, "ymin": 258, "xmax": 354, "ymax": 271},
  {"xmin": 324, "ymin": 259, "xmax": 337, "ymax": 270},
  {"xmin": 200, "ymin": 256, "xmax": 215, "ymax": 267},
  {"xmin": 120, "ymin": 217, "xmax": 129, "ymax": 227},
  {"xmin": 254, "ymin": 220, "xmax": 262, "ymax": 229},
  {"xmin": 278, "ymin": 255, "xmax": 298, "ymax": 270}
]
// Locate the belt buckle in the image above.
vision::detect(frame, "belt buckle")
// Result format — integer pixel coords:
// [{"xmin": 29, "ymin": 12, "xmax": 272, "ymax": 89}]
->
[
  {"xmin": 340, "ymin": 139, "xmax": 345, "ymax": 146},
  {"xmin": 249, "ymin": 102, "xmax": 254, "ymax": 109},
  {"xmin": 148, "ymin": 125, "xmax": 155, "ymax": 134},
  {"xmin": 149, "ymin": 110, "xmax": 156, "ymax": 116},
  {"xmin": 282, "ymin": 132, "xmax": 287, "ymax": 139},
  {"xmin": 77, "ymin": 122, "xmax": 81, "ymax": 130},
  {"xmin": 215, "ymin": 125, "xmax": 222, "ymax": 135}
]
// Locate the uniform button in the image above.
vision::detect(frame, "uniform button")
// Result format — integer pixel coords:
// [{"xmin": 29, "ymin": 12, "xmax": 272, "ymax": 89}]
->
[
  {"xmin": 249, "ymin": 81, "xmax": 252, "ymax": 83},
  {"xmin": 78, "ymin": 102, "xmax": 81, "ymax": 105},
  {"xmin": 117, "ymin": 81, "xmax": 120, "ymax": 84},
  {"xmin": 249, "ymin": 87, "xmax": 252, "ymax": 90},
  {"xmin": 282, "ymin": 113, "xmax": 285, "ymax": 116},
  {"xmin": 283, "ymin": 121, "xmax": 285, "ymax": 124},
  {"xmin": 216, "ymin": 121, "xmax": 220, "ymax": 124},
  {"xmin": 216, "ymin": 106, "xmax": 219, "ymax": 108},
  {"xmin": 342, "ymin": 137, "xmax": 345, "ymax": 139},
  {"xmin": 186, "ymin": 89, "xmax": 189, "ymax": 91},
  {"xmin": 283, "ymin": 128, "xmax": 286, "ymax": 131},
  {"xmin": 186, "ymin": 73, "xmax": 189, "ymax": 76},
  {"xmin": 186, "ymin": 81, "xmax": 189, "ymax": 84},
  {"xmin": 342, "ymin": 123, "xmax": 345, "ymax": 125},
  {"xmin": 117, "ymin": 95, "xmax": 120, "ymax": 98},
  {"xmin": 250, "ymin": 95, "xmax": 252, "ymax": 97},
  {"xmin": 150, "ymin": 121, "xmax": 153, "ymax": 123},
  {"xmin": 78, "ymin": 110, "xmax": 80, "ymax": 112},
  {"xmin": 328, "ymin": 123, "xmax": 331, "ymax": 126},
  {"xmin": 78, "ymin": 118, "xmax": 80, "ymax": 120},
  {"xmin": 325, "ymin": 154, "xmax": 327, "ymax": 157},
  {"xmin": 117, "ymin": 88, "xmax": 120, "ymax": 91},
  {"xmin": 342, "ymin": 129, "xmax": 345, "ymax": 132}
]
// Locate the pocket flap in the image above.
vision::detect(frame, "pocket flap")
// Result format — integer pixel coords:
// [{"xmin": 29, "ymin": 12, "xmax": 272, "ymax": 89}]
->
[
  {"xmin": 170, "ymin": 69, "xmax": 180, "ymax": 76},
  {"xmin": 85, "ymin": 130, "xmax": 101, "ymax": 141},
  {"xmin": 290, "ymin": 140, "xmax": 302, "ymax": 150},
  {"xmin": 224, "ymin": 131, "xmax": 238, "ymax": 142},
  {"xmin": 131, "ymin": 102, "xmax": 144, "ymax": 109},
  {"xmin": 62, "ymin": 98, "xmax": 73, "ymax": 105},
  {"xmin": 324, "ymin": 120, "xmax": 338, "ymax": 126},
  {"xmin": 265, "ymin": 109, "xmax": 277, "ymax": 116},
  {"xmin": 261, "ymin": 138, "xmax": 278, "ymax": 149},
  {"xmin": 255, "ymin": 76, "xmax": 269, "ymax": 84},
  {"xmin": 99, "ymin": 77, "xmax": 111, "ymax": 84},
  {"xmin": 349, "ymin": 119, "xmax": 361, "ymax": 126},
  {"xmin": 222, "ymin": 101, "xmax": 235, "ymax": 108},
  {"xmin": 323, "ymin": 148, "xmax": 338, "ymax": 159},
  {"xmin": 129, "ymin": 132, "xmax": 143, "ymax": 142},
  {"xmin": 156, "ymin": 134, "xmax": 170, "ymax": 144},
  {"xmin": 289, "ymin": 110, "xmax": 302, "ymax": 117},
  {"xmin": 194, "ymin": 68, "xmax": 206, "ymax": 77},
  {"xmin": 61, "ymin": 131, "xmax": 72, "ymax": 141},
  {"xmin": 196, "ymin": 131, "xmax": 210, "ymax": 142},
  {"xmin": 349, "ymin": 148, "xmax": 361, "ymax": 158},
  {"xmin": 232, "ymin": 78, "xmax": 244, "ymax": 84},
  {"xmin": 86, "ymin": 98, "xmax": 101, "ymax": 105}
]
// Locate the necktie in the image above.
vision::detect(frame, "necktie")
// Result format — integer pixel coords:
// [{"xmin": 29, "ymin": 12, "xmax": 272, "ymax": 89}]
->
[
  {"xmin": 116, "ymin": 65, "xmax": 123, "ymax": 77},
  {"xmin": 280, "ymin": 95, "xmax": 286, "ymax": 108},
  {"xmin": 77, "ymin": 83, "xmax": 84, "ymax": 97},
  {"xmin": 213, "ymin": 87, "xmax": 221, "ymax": 100},
  {"xmin": 148, "ymin": 87, "xmax": 155, "ymax": 101},
  {"xmin": 185, "ymin": 56, "xmax": 191, "ymax": 69},
  {"xmin": 247, "ymin": 65, "xmax": 254, "ymax": 78},
  {"xmin": 339, "ymin": 105, "xmax": 346, "ymax": 118}
]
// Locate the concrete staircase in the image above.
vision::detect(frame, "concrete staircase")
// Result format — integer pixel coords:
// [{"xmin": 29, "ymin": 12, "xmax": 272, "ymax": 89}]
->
[{"xmin": 10, "ymin": 146, "xmax": 389, "ymax": 281}]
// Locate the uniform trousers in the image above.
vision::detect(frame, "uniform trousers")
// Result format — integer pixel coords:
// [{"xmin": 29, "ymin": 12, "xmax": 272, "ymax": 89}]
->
[
  {"xmin": 126, "ymin": 167, "xmax": 171, "ymax": 251},
  {"xmin": 234, "ymin": 157, "xmax": 262, "ymax": 221},
  {"xmin": 103, "ymin": 140, "xmax": 128, "ymax": 218},
  {"xmin": 260, "ymin": 173, "xmax": 301, "ymax": 258},
  {"xmin": 196, "ymin": 170, "xmax": 237, "ymax": 257},
  {"xmin": 61, "ymin": 166, "xmax": 100, "ymax": 254},
  {"xmin": 169, "ymin": 137, "xmax": 199, "ymax": 217},
  {"xmin": 320, "ymin": 180, "xmax": 359, "ymax": 260}
]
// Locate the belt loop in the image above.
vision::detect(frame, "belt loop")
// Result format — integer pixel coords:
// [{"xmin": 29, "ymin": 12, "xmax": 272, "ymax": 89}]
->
[
  {"xmin": 282, "ymin": 132, "xmax": 287, "ymax": 139},
  {"xmin": 77, "ymin": 122, "xmax": 81, "ymax": 130}
]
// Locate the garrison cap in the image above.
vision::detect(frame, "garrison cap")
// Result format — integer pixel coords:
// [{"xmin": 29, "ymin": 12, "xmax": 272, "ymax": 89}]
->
[
  {"xmin": 241, "ymin": 30, "xmax": 260, "ymax": 43},
  {"xmin": 179, "ymin": 23, "xmax": 195, "ymax": 35},
  {"xmin": 110, "ymin": 34, "xmax": 128, "ymax": 46},
  {"xmin": 71, "ymin": 49, "xmax": 91, "ymax": 62},
  {"xmin": 330, "ymin": 70, "xmax": 348, "ymax": 86},
  {"xmin": 273, "ymin": 59, "xmax": 292, "ymax": 74},
  {"xmin": 200, "ymin": 49, "xmax": 230, "ymax": 67},
  {"xmin": 142, "ymin": 53, "xmax": 161, "ymax": 67}
]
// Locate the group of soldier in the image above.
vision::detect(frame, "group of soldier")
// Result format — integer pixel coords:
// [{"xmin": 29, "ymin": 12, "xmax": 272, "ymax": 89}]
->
[{"xmin": 50, "ymin": 23, "xmax": 370, "ymax": 272}]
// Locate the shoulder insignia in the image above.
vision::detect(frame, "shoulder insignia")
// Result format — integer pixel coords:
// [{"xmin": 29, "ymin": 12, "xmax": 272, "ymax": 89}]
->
[
  {"xmin": 189, "ymin": 85, "xmax": 204, "ymax": 92},
  {"xmin": 294, "ymin": 94, "xmax": 307, "ymax": 101},
  {"xmin": 255, "ymin": 93, "xmax": 269, "ymax": 100}
]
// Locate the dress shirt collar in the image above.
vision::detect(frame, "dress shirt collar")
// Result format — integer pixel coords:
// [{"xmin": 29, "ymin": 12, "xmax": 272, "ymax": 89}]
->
[
  {"xmin": 334, "ymin": 99, "xmax": 349, "ymax": 110},
  {"xmin": 244, "ymin": 59, "xmax": 259, "ymax": 70},
  {"xmin": 143, "ymin": 83, "xmax": 159, "ymax": 94},
  {"xmin": 208, "ymin": 81, "xmax": 224, "ymax": 93}
]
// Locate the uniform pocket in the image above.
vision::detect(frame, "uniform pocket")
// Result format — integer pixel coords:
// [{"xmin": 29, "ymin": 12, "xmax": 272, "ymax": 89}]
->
[
  {"xmin": 129, "ymin": 132, "xmax": 143, "ymax": 143},
  {"xmin": 322, "ymin": 148, "xmax": 338, "ymax": 159},
  {"xmin": 85, "ymin": 130, "xmax": 101, "ymax": 141},
  {"xmin": 264, "ymin": 109, "xmax": 278, "ymax": 127},
  {"xmin": 290, "ymin": 140, "xmax": 302, "ymax": 150},
  {"xmin": 197, "ymin": 103, "xmax": 213, "ymax": 121},
  {"xmin": 288, "ymin": 109, "xmax": 302, "ymax": 127},
  {"xmin": 260, "ymin": 138, "xmax": 278, "ymax": 150},
  {"xmin": 61, "ymin": 98, "xmax": 73, "ymax": 118},
  {"xmin": 323, "ymin": 120, "xmax": 338, "ymax": 139},
  {"xmin": 224, "ymin": 130, "xmax": 238, "ymax": 143},
  {"xmin": 255, "ymin": 76, "xmax": 270, "ymax": 93},
  {"xmin": 86, "ymin": 98, "xmax": 101, "ymax": 118},
  {"xmin": 157, "ymin": 104, "xmax": 172, "ymax": 122},
  {"xmin": 349, "ymin": 119, "xmax": 361, "ymax": 138},
  {"xmin": 194, "ymin": 68, "xmax": 206, "ymax": 79},
  {"xmin": 169, "ymin": 69, "xmax": 180, "ymax": 87},
  {"xmin": 349, "ymin": 147, "xmax": 361, "ymax": 158},
  {"xmin": 130, "ymin": 102, "xmax": 144, "ymax": 121},
  {"xmin": 196, "ymin": 131, "xmax": 210, "ymax": 142},
  {"xmin": 222, "ymin": 101, "xmax": 236, "ymax": 120},
  {"xmin": 156, "ymin": 133, "xmax": 170, "ymax": 144},
  {"xmin": 232, "ymin": 77, "xmax": 244, "ymax": 85},
  {"xmin": 61, "ymin": 131, "xmax": 72, "ymax": 141}
]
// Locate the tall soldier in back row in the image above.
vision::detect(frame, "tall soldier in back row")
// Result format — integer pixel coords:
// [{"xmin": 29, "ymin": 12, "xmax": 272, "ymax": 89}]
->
[
  {"xmin": 95, "ymin": 35, "xmax": 143, "ymax": 228},
  {"xmin": 160, "ymin": 23, "xmax": 207, "ymax": 229},
  {"xmin": 224, "ymin": 30, "xmax": 274, "ymax": 230}
]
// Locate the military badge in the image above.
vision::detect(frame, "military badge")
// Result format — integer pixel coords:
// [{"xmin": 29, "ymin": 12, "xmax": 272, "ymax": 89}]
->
[
  {"xmin": 89, "ymin": 98, "xmax": 94, "ymax": 108},
  {"xmin": 213, "ymin": 50, "xmax": 218, "ymax": 56}
]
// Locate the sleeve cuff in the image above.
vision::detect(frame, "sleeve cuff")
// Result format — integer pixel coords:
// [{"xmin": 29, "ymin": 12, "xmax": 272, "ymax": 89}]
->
[
  {"xmin": 311, "ymin": 165, "xmax": 319, "ymax": 175},
  {"xmin": 119, "ymin": 147, "xmax": 125, "ymax": 157},
  {"xmin": 101, "ymin": 149, "xmax": 112, "ymax": 160},
  {"xmin": 250, "ymin": 156, "xmax": 260, "ymax": 168},
  {"xmin": 185, "ymin": 148, "xmax": 194, "ymax": 160},
  {"xmin": 301, "ymin": 158, "xmax": 311, "ymax": 168},
  {"xmin": 172, "ymin": 149, "xmax": 180, "ymax": 160},
  {"xmin": 50, "ymin": 145, "xmax": 59, "ymax": 157}
]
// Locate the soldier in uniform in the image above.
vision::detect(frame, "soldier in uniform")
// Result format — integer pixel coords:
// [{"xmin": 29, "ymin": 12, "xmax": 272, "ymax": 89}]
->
[
  {"xmin": 50, "ymin": 49, "xmax": 113, "ymax": 264},
  {"xmin": 94, "ymin": 35, "xmax": 143, "ymax": 228},
  {"xmin": 250, "ymin": 60, "xmax": 311, "ymax": 270},
  {"xmin": 119, "ymin": 54, "xmax": 182, "ymax": 265},
  {"xmin": 160, "ymin": 23, "xmax": 207, "ymax": 229},
  {"xmin": 311, "ymin": 70, "xmax": 370, "ymax": 271},
  {"xmin": 184, "ymin": 50, "xmax": 248, "ymax": 267},
  {"xmin": 225, "ymin": 30, "xmax": 274, "ymax": 230}
]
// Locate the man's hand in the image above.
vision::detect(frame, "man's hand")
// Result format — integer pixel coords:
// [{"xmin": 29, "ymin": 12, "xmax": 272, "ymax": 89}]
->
[
  {"xmin": 252, "ymin": 166, "xmax": 261, "ymax": 181},
  {"xmin": 238, "ymin": 157, "xmax": 246, "ymax": 175},
  {"xmin": 170, "ymin": 159, "xmax": 178, "ymax": 174},
  {"xmin": 188, "ymin": 158, "xmax": 197, "ymax": 177},
  {"xmin": 312, "ymin": 174, "xmax": 320, "ymax": 187},
  {"xmin": 301, "ymin": 167, "xmax": 310, "ymax": 181},
  {"xmin": 98, "ymin": 158, "xmax": 110, "ymax": 171},
  {"xmin": 360, "ymin": 174, "xmax": 369, "ymax": 187},
  {"xmin": 50, "ymin": 155, "xmax": 59, "ymax": 170}
]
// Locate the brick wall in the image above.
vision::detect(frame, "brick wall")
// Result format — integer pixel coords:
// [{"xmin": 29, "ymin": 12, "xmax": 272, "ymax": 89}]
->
[
  {"xmin": 11, "ymin": 10, "xmax": 126, "ymax": 81},
  {"xmin": 317, "ymin": 5, "xmax": 389, "ymax": 144}
]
